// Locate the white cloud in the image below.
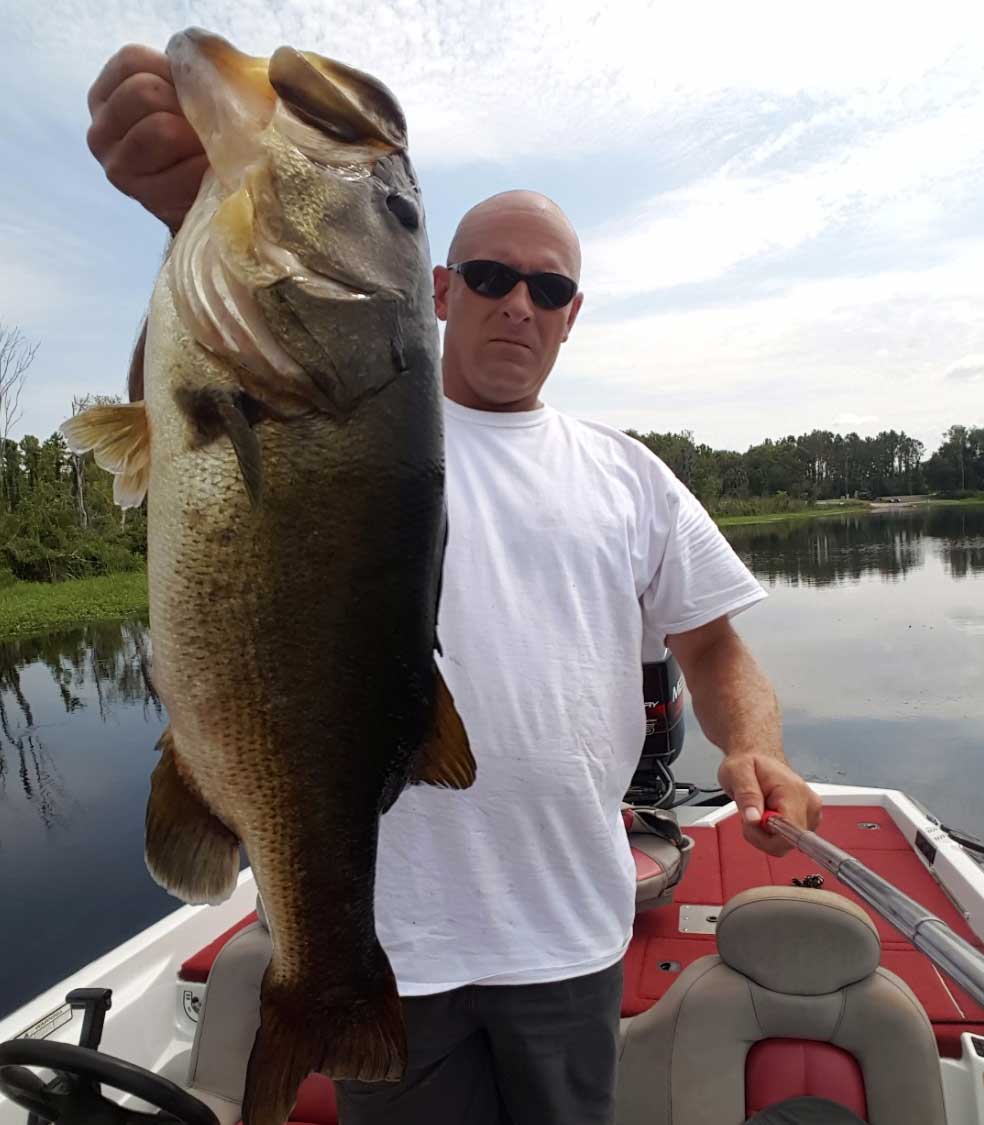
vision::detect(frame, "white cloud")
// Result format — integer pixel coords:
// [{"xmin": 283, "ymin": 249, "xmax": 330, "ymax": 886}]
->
[
  {"xmin": 8, "ymin": 0, "xmax": 984, "ymax": 165},
  {"xmin": 581, "ymin": 93, "xmax": 984, "ymax": 302},
  {"xmin": 552, "ymin": 245, "xmax": 984, "ymax": 451},
  {"xmin": 5, "ymin": 0, "xmax": 984, "ymax": 451},
  {"xmin": 945, "ymin": 355, "xmax": 984, "ymax": 383},
  {"xmin": 833, "ymin": 413, "xmax": 879, "ymax": 430}
]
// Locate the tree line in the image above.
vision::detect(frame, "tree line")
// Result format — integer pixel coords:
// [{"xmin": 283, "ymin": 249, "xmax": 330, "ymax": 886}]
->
[
  {"xmin": 1, "ymin": 421, "xmax": 148, "ymax": 585},
  {"xmin": 1, "ymin": 323, "xmax": 982, "ymax": 585},
  {"xmin": 626, "ymin": 425, "xmax": 984, "ymax": 514},
  {"xmin": 3, "ymin": 421, "xmax": 979, "ymax": 584}
]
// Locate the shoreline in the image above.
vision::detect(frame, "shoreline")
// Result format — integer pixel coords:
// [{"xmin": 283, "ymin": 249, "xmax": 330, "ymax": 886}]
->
[
  {"xmin": 715, "ymin": 496, "xmax": 984, "ymax": 528},
  {"xmin": 0, "ymin": 571, "xmax": 149, "ymax": 642},
  {"xmin": 2, "ymin": 499, "xmax": 982, "ymax": 641}
]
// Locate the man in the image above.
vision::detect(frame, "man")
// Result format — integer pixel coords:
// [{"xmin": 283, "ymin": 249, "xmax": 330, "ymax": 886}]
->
[{"xmin": 86, "ymin": 45, "xmax": 822, "ymax": 1125}]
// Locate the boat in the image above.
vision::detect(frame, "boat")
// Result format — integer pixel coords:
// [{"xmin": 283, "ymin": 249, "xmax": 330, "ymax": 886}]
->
[{"xmin": 2, "ymin": 780, "xmax": 984, "ymax": 1124}]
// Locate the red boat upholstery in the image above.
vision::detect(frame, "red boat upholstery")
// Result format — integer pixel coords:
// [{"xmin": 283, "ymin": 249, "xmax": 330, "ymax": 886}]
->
[
  {"xmin": 180, "ymin": 804, "xmax": 981, "ymax": 1122},
  {"xmin": 234, "ymin": 1074, "xmax": 336, "ymax": 1125},
  {"xmin": 744, "ymin": 1040, "xmax": 867, "ymax": 1120},
  {"xmin": 181, "ymin": 817, "xmax": 690, "ymax": 985},
  {"xmin": 617, "ymin": 885, "xmax": 947, "ymax": 1125},
  {"xmin": 288, "ymin": 1076, "xmax": 337, "ymax": 1124},
  {"xmin": 181, "ymin": 913, "xmax": 258, "ymax": 984},
  {"xmin": 186, "ymin": 812, "xmax": 692, "ymax": 1122},
  {"xmin": 623, "ymin": 805, "xmax": 984, "ymax": 1056}
]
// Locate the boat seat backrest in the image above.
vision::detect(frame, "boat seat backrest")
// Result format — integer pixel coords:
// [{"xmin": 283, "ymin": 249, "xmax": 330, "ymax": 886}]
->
[
  {"xmin": 186, "ymin": 918, "xmax": 270, "ymax": 1104},
  {"xmin": 616, "ymin": 886, "xmax": 948, "ymax": 1125}
]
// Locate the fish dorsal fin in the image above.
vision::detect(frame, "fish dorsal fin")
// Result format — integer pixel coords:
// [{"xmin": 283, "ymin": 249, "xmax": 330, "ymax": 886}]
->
[
  {"xmin": 60, "ymin": 402, "xmax": 150, "ymax": 509},
  {"xmin": 412, "ymin": 668, "xmax": 476, "ymax": 790}
]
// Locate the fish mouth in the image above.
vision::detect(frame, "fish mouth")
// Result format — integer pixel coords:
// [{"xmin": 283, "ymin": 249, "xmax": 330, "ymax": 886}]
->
[
  {"xmin": 167, "ymin": 28, "xmax": 407, "ymax": 170},
  {"xmin": 268, "ymin": 47, "xmax": 406, "ymax": 150}
]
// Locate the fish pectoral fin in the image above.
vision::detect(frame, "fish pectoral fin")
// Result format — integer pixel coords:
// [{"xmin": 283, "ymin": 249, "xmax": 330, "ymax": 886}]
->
[
  {"xmin": 59, "ymin": 402, "xmax": 150, "ymax": 510},
  {"xmin": 411, "ymin": 667, "xmax": 476, "ymax": 790},
  {"xmin": 175, "ymin": 384, "xmax": 264, "ymax": 508},
  {"xmin": 145, "ymin": 727, "xmax": 240, "ymax": 905}
]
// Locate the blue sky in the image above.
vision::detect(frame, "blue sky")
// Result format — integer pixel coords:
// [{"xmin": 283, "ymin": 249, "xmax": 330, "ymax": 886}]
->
[{"xmin": 3, "ymin": 0, "xmax": 984, "ymax": 455}]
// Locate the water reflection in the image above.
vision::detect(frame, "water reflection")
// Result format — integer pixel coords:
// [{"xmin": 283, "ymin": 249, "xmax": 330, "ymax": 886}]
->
[
  {"xmin": 0, "ymin": 621, "xmax": 161, "ymax": 840},
  {"xmin": 726, "ymin": 505, "xmax": 984, "ymax": 587},
  {"xmin": 0, "ymin": 618, "xmax": 177, "ymax": 1020},
  {"xmin": 1, "ymin": 507, "xmax": 982, "ymax": 1019},
  {"xmin": 680, "ymin": 504, "xmax": 984, "ymax": 841}
]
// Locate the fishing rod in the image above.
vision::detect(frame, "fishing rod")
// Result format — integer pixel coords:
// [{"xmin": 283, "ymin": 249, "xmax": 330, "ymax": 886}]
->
[{"xmin": 762, "ymin": 811, "xmax": 984, "ymax": 1009}]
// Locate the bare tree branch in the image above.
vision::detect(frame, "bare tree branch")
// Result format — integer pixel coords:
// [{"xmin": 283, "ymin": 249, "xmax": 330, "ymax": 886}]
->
[
  {"xmin": 0, "ymin": 324, "xmax": 39, "ymax": 508},
  {"xmin": 0, "ymin": 324, "xmax": 39, "ymax": 443}
]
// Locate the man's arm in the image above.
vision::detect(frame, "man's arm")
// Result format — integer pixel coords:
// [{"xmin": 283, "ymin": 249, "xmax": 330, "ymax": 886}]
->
[
  {"xmin": 666, "ymin": 614, "xmax": 821, "ymax": 856},
  {"xmin": 87, "ymin": 44, "xmax": 206, "ymax": 233}
]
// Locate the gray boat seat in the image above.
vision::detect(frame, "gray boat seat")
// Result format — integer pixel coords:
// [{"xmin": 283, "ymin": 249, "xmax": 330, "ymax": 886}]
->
[
  {"xmin": 623, "ymin": 806, "xmax": 694, "ymax": 912},
  {"xmin": 616, "ymin": 885, "xmax": 948, "ymax": 1125},
  {"xmin": 182, "ymin": 808, "xmax": 691, "ymax": 1122},
  {"xmin": 184, "ymin": 903, "xmax": 339, "ymax": 1125},
  {"xmin": 184, "ymin": 916, "xmax": 270, "ymax": 1124}
]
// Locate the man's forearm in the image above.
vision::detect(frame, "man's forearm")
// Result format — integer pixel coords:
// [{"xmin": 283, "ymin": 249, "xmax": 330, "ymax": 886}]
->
[
  {"xmin": 674, "ymin": 627, "xmax": 785, "ymax": 764},
  {"xmin": 667, "ymin": 617, "xmax": 820, "ymax": 847}
]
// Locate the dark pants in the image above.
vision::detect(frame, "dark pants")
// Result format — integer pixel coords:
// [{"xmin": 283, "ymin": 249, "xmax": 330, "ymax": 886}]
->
[
  {"xmin": 748, "ymin": 1097, "xmax": 868, "ymax": 1124},
  {"xmin": 335, "ymin": 959, "xmax": 624, "ymax": 1125}
]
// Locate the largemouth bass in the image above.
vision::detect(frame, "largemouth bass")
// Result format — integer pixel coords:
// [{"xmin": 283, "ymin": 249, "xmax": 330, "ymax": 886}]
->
[{"xmin": 62, "ymin": 28, "xmax": 474, "ymax": 1125}]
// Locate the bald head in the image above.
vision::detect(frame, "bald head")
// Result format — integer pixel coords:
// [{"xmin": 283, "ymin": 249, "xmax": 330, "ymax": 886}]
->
[
  {"xmin": 435, "ymin": 189, "xmax": 585, "ymax": 412},
  {"xmin": 447, "ymin": 190, "xmax": 581, "ymax": 281}
]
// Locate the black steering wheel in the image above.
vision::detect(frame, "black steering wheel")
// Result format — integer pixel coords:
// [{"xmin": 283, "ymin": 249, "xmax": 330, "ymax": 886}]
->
[{"xmin": 0, "ymin": 1039, "xmax": 219, "ymax": 1125}]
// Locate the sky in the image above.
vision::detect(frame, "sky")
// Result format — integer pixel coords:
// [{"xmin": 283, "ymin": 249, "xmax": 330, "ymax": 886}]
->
[{"xmin": 3, "ymin": 0, "xmax": 984, "ymax": 455}]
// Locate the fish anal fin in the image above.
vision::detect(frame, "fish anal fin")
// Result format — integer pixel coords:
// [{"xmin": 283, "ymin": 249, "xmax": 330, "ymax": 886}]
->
[
  {"xmin": 175, "ymin": 384, "xmax": 265, "ymax": 508},
  {"xmin": 145, "ymin": 727, "xmax": 240, "ymax": 906},
  {"xmin": 242, "ymin": 958, "xmax": 406, "ymax": 1125},
  {"xmin": 412, "ymin": 667, "xmax": 476, "ymax": 790},
  {"xmin": 59, "ymin": 402, "xmax": 150, "ymax": 510}
]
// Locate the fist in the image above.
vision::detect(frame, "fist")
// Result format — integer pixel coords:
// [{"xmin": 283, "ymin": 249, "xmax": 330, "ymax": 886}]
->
[
  {"xmin": 718, "ymin": 754, "xmax": 822, "ymax": 856},
  {"xmin": 86, "ymin": 44, "xmax": 208, "ymax": 232}
]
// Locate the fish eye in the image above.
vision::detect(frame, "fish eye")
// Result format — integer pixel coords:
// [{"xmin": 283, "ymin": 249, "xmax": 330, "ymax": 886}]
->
[{"xmin": 386, "ymin": 192, "xmax": 419, "ymax": 230}]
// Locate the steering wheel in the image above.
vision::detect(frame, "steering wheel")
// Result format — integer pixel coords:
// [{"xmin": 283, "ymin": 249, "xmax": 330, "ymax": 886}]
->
[{"xmin": 0, "ymin": 1039, "xmax": 219, "ymax": 1125}]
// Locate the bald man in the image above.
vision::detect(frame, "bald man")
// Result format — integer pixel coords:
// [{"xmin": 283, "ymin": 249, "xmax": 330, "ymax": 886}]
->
[{"xmin": 87, "ymin": 46, "xmax": 821, "ymax": 1125}]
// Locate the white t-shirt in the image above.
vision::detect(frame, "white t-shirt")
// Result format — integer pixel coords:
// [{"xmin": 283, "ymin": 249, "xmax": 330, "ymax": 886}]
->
[{"xmin": 374, "ymin": 398, "xmax": 766, "ymax": 994}]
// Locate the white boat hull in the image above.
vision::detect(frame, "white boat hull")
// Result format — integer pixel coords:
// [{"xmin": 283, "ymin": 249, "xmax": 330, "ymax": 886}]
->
[{"xmin": 3, "ymin": 784, "xmax": 984, "ymax": 1124}]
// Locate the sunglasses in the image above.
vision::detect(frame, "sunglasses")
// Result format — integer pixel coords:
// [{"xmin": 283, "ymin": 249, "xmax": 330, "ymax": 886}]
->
[{"xmin": 448, "ymin": 260, "xmax": 578, "ymax": 310}]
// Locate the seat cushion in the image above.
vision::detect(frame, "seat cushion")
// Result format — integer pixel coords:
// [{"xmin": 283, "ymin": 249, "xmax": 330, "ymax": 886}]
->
[
  {"xmin": 181, "ymin": 912, "xmax": 259, "ymax": 982},
  {"xmin": 234, "ymin": 1075, "xmax": 337, "ymax": 1125},
  {"xmin": 745, "ymin": 1039, "xmax": 867, "ymax": 1120},
  {"xmin": 630, "ymin": 834, "xmax": 683, "ymax": 909},
  {"xmin": 290, "ymin": 1075, "xmax": 337, "ymax": 1124}
]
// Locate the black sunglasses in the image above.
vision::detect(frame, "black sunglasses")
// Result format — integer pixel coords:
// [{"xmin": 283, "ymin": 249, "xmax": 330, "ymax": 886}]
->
[{"xmin": 448, "ymin": 260, "xmax": 578, "ymax": 310}]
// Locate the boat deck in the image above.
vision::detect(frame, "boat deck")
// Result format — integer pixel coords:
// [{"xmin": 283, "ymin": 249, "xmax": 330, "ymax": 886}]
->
[
  {"xmin": 624, "ymin": 805, "xmax": 984, "ymax": 1056},
  {"xmin": 177, "ymin": 804, "xmax": 984, "ymax": 1065}
]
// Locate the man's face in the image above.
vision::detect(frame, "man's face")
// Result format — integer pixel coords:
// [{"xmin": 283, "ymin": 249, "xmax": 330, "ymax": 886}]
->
[{"xmin": 433, "ymin": 203, "xmax": 584, "ymax": 411}]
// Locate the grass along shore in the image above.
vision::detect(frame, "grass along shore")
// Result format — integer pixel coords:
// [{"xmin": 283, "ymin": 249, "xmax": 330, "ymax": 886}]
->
[
  {"xmin": 0, "ymin": 570, "xmax": 149, "ymax": 641},
  {"xmin": 714, "ymin": 495, "xmax": 984, "ymax": 528},
  {"xmin": 714, "ymin": 504, "xmax": 870, "ymax": 528},
  {"xmin": 2, "ymin": 497, "xmax": 982, "ymax": 641}
]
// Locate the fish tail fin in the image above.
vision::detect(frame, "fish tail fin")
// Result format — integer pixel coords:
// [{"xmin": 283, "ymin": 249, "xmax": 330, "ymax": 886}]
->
[
  {"xmin": 145, "ymin": 727, "xmax": 240, "ymax": 905},
  {"xmin": 242, "ymin": 959, "xmax": 406, "ymax": 1125},
  {"xmin": 60, "ymin": 401, "xmax": 150, "ymax": 509}
]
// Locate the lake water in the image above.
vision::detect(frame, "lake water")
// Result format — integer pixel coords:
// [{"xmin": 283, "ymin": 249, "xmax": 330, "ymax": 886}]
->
[{"xmin": 1, "ymin": 504, "xmax": 982, "ymax": 1020}]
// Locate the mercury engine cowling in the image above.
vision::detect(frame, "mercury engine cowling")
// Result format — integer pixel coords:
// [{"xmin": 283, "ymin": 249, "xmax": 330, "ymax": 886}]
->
[{"xmin": 626, "ymin": 653, "xmax": 686, "ymax": 808}]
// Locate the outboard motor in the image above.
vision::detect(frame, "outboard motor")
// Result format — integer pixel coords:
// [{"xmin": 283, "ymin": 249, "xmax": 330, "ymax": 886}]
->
[{"xmin": 626, "ymin": 652, "xmax": 686, "ymax": 808}]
